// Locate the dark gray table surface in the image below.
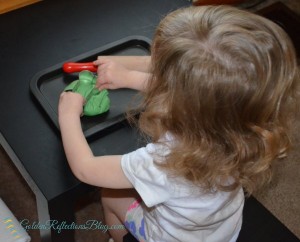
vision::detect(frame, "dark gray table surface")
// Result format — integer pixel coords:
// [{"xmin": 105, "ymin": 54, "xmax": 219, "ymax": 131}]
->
[{"xmin": 0, "ymin": 0, "xmax": 190, "ymax": 202}]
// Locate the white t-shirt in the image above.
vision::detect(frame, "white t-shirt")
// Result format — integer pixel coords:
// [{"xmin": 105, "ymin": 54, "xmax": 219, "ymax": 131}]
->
[{"xmin": 121, "ymin": 135, "xmax": 244, "ymax": 242}]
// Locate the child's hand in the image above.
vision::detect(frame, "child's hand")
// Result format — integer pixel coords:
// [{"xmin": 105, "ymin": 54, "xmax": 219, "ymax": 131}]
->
[
  {"xmin": 58, "ymin": 92, "xmax": 85, "ymax": 118},
  {"xmin": 93, "ymin": 57, "xmax": 130, "ymax": 90}
]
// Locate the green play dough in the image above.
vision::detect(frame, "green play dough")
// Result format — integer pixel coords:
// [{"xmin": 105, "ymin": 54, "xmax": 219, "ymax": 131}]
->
[{"xmin": 64, "ymin": 70, "xmax": 110, "ymax": 116}]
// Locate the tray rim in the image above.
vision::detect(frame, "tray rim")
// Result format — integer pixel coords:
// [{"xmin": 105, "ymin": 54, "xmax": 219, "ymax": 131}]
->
[{"xmin": 30, "ymin": 35, "xmax": 151, "ymax": 138}]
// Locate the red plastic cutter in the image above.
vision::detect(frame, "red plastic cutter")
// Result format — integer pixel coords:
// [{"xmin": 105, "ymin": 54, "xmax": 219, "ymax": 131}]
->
[{"xmin": 63, "ymin": 62, "xmax": 97, "ymax": 73}]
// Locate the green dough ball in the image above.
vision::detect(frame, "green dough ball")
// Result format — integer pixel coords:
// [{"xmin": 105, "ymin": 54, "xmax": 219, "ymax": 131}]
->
[
  {"xmin": 64, "ymin": 70, "xmax": 110, "ymax": 116},
  {"xmin": 83, "ymin": 89, "xmax": 110, "ymax": 116}
]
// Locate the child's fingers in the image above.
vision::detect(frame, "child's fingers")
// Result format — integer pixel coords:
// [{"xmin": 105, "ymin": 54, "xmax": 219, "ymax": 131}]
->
[
  {"xmin": 96, "ymin": 83, "xmax": 110, "ymax": 91},
  {"xmin": 96, "ymin": 65, "xmax": 110, "ymax": 86},
  {"xmin": 60, "ymin": 92, "xmax": 66, "ymax": 98},
  {"xmin": 96, "ymin": 73, "xmax": 107, "ymax": 87},
  {"xmin": 58, "ymin": 91, "xmax": 85, "ymax": 116},
  {"xmin": 59, "ymin": 91, "xmax": 84, "ymax": 103},
  {"xmin": 93, "ymin": 57, "xmax": 110, "ymax": 66}
]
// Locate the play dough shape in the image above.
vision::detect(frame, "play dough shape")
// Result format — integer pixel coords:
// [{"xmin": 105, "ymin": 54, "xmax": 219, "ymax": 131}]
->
[{"xmin": 64, "ymin": 70, "xmax": 110, "ymax": 116}]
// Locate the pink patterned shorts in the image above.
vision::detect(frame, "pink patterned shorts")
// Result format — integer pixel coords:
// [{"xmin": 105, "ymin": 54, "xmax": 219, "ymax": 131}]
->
[{"xmin": 124, "ymin": 198, "xmax": 147, "ymax": 242}]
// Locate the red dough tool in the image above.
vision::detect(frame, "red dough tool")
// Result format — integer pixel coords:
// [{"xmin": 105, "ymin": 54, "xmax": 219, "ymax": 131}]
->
[{"xmin": 63, "ymin": 62, "xmax": 97, "ymax": 73}]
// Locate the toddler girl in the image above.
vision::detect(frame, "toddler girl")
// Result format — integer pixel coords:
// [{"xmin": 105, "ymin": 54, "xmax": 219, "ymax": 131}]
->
[{"xmin": 58, "ymin": 5, "xmax": 299, "ymax": 242}]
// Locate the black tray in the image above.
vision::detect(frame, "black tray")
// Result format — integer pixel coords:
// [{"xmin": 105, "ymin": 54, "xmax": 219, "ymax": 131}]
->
[{"xmin": 30, "ymin": 36, "xmax": 151, "ymax": 138}]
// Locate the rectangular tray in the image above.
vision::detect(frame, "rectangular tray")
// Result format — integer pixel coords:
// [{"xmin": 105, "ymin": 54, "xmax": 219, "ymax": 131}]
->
[{"xmin": 30, "ymin": 36, "xmax": 151, "ymax": 138}]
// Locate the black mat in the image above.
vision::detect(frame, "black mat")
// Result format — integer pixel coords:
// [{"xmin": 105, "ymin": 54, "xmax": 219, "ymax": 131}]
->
[{"xmin": 237, "ymin": 196, "xmax": 300, "ymax": 242}]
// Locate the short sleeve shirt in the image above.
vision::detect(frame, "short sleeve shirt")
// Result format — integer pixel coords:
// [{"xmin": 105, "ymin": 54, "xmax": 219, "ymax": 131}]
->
[{"xmin": 121, "ymin": 138, "xmax": 244, "ymax": 242}]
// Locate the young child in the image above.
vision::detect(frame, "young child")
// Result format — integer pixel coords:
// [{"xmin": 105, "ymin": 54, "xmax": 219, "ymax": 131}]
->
[{"xmin": 58, "ymin": 5, "xmax": 299, "ymax": 242}]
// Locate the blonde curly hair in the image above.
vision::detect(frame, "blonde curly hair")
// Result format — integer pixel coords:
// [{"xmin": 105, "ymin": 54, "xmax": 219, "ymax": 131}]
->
[{"xmin": 138, "ymin": 5, "xmax": 299, "ymax": 195}]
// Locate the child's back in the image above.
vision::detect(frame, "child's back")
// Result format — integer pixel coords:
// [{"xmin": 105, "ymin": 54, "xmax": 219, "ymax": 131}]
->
[{"xmin": 122, "ymin": 136, "xmax": 244, "ymax": 241}]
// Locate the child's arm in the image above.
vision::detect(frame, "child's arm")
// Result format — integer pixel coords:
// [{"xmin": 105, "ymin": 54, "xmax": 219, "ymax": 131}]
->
[
  {"xmin": 94, "ymin": 56, "xmax": 151, "ymax": 72},
  {"xmin": 58, "ymin": 92, "xmax": 133, "ymax": 189},
  {"xmin": 93, "ymin": 56, "xmax": 151, "ymax": 91}
]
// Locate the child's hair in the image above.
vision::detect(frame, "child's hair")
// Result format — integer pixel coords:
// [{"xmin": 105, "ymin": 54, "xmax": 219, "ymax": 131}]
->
[{"xmin": 138, "ymin": 5, "xmax": 300, "ymax": 195}]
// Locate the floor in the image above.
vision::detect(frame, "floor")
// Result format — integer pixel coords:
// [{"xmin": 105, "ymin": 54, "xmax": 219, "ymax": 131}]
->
[{"xmin": 0, "ymin": 0, "xmax": 299, "ymax": 242}]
